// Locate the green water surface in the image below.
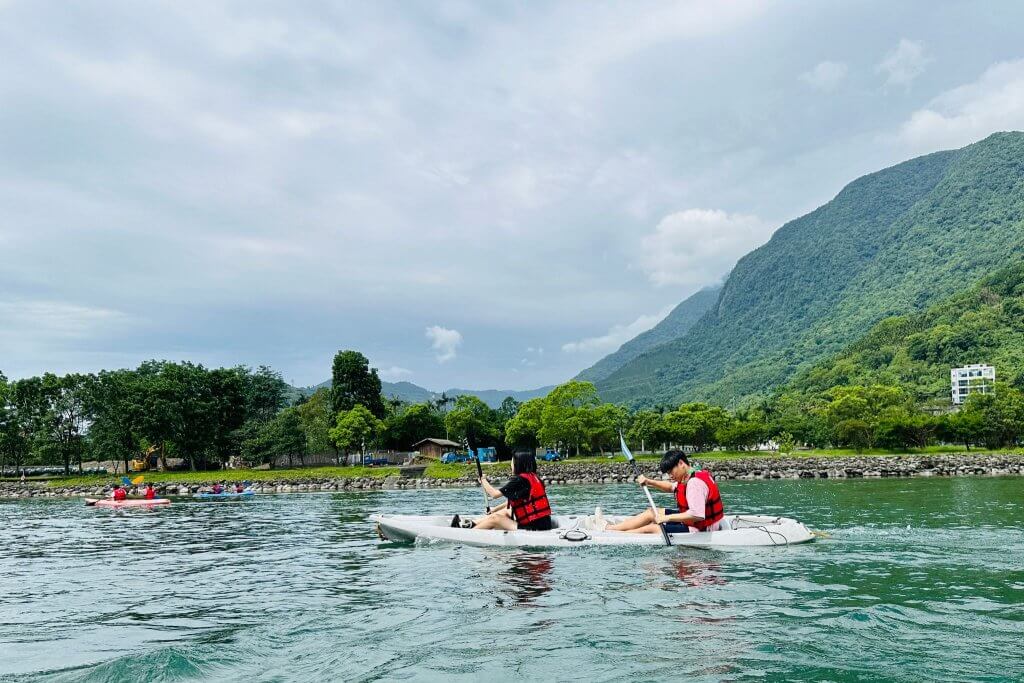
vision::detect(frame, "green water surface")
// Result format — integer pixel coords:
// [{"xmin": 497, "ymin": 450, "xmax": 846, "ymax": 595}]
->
[{"xmin": 1, "ymin": 477, "xmax": 1022, "ymax": 682}]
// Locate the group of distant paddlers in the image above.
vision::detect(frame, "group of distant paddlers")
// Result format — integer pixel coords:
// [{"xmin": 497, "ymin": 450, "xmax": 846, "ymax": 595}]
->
[{"xmin": 450, "ymin": 450, "xmax": 724, "ymax": 534}]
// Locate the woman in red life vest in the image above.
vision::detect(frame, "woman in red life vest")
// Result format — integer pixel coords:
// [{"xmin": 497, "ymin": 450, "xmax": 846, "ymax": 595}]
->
[
  {"xmin": 608, "ymin": 450, "xmax": 725, "ymax": 534},
  {"xmin": 144, "ymin": 484, "xmax": 156, "ymax": 500},
  {"xmin": 112, "ymin": 485, "xmax": 127, "ymax": 501},
  {"xmin": 234, "ymin": 483, "xmax": 245, "ymax": 494},
  {"xmin": 453, "ymin": 452, "xmax": 552, "ymax": 531}
]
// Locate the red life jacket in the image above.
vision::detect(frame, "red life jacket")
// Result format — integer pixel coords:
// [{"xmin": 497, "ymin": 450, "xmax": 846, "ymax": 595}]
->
[
  {"xmin": 145, "ymin": 487, "xmax": 155, "ymax": 500},
  {"xmin": 674, "ymin": 470, "xmax": 724, "ymax": 531},
  {"xmin": 113, "ymin": 488, "xmax": 127, "ymax": 501},
  {"xmin": 509, "ymin": 473, "xmax": 551, "ymax": 526}
]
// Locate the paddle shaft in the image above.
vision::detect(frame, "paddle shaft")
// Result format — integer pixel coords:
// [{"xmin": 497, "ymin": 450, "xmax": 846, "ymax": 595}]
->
[
  {"xmin": 473, "ymin": 450, "xmax": 490, "ymax": 514},
  {"xmin": 620, "ymin": 432, "xmax": 671, "ymax": 546}
]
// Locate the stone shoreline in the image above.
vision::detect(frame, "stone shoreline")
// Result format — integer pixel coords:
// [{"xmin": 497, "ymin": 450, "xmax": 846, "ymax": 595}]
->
[{"xmin": 2, "ymin": 453, "xmax": 1023, "ymax": 499}]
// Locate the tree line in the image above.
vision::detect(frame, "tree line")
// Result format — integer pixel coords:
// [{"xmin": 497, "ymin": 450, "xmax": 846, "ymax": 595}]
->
[{"xmin": 5, "ymin": 350, "xmax": 1023, "ymax": 476}]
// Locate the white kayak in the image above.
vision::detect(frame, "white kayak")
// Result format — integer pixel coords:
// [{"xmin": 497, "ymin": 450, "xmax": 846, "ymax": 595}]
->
[{"xmin": 371, "ymin": 513, "xmax": 815, "ymax": 548}]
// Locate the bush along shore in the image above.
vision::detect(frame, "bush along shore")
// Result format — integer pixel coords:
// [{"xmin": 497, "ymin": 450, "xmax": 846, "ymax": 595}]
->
[{"xmin": 2, "ymin": 452, "xmax": 1024, "ymax": 499}]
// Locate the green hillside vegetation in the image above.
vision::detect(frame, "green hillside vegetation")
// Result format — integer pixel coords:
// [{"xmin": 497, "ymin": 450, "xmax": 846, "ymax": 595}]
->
[
  {"xmin": 598, "ymin": 132, "xmax": 1024, "ymax": 407},
  {"xmin": 784, "ymin": 263, "xmax": 1024, "ymax": 402},
  {"xmin": 576, "ymin": 285, "xmax": 721, "ymax": 383}
]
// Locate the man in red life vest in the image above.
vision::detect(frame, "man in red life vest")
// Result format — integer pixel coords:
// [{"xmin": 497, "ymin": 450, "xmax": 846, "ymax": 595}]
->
[
  {"xmin": 144, "ymin": 484, "xmax": 156, "ymax": 500},
  {"xmin": 112, "ymin": 484, "xmax": 127, "ymax": 502},
  {"xmin": 609, "ymin": 450, "xmax": 725, "ymax": 534},
  {"xmin": 453, "ymin": 452, "xmax": 553, "ymax": 531}
]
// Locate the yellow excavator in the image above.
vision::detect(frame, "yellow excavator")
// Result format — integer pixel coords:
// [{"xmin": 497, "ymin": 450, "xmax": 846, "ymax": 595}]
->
[{"xmin": 130, "ymin": 446, "xmax": 160, "ymax": 472}]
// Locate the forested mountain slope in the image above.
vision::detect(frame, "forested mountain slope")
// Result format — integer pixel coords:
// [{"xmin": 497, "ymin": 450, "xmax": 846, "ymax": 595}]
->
[
  {"xmin": 576, "ymin": 285, "xmax": 721, "ymax": 383},
  {"xmin": 781, "ymin": 263, "xmax": 1024, "ymax": 401},
  {"xmin": 598, "ymin": 132, "xmax": 1024, "ymax": 407}
]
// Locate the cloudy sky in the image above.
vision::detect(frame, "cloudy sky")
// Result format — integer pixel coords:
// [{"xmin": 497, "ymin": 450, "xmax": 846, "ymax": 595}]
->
[{"xmin": 3, "ymin": 1, "xmax": 1024, "ymax": 390}]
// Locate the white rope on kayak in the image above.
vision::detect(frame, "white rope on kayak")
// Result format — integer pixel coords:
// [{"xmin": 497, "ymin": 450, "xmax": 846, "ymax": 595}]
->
[{"xmin": 732, "ymin": 516, "xmax": 789, "ymax": 545}]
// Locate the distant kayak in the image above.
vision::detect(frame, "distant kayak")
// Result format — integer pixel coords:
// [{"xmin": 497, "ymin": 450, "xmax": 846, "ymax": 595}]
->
[
  {"xmin": 372, "ymin": 514, "xmax": 815, "ymax": 548},
  {"xmin": 193, "ymin": 491, "xmax": 255, "ymax": 500},
  {"xmin": 86, "ymin": 498, "xmax": 171, "ymax": 508}
]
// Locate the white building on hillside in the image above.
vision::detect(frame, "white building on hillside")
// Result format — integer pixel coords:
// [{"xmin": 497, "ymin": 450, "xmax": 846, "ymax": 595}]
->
[{"xmin": 951, "ymin": 364, "xmax": 995, "ymax": 405}]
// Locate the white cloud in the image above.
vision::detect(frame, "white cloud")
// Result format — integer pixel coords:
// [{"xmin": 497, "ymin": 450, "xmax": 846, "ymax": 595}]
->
[
  {"xmin": 639, "ymin": 209, "xmax": 770, "ymax": 287},
  {"xmin": 378, "ymin": 365, "xmax": 412, "ymax": 381},
  {"xmin": 895, "ymin": 59, "xmax": 1024, "ymax": 152},
  {"xmin": 562, "ymin": 306, "xmax": 672, "ymax": 354},
  {"xmin": 800, "ymin": 61, "xmax": 848, "ymax": 91},
  {"xmin": 0, "ymin": 300, "xmax": 130, "ymax": 342},
  {"xmin": 526, "ymin": 346, "xmax": 544, "ymax": 355},
  {"xmin": 877, "ymin": 39, "xmax": 930, "ymax": 86},
  {"xmin": 425, "ymin": 325, "xmax": 462, "ymax": 363}
]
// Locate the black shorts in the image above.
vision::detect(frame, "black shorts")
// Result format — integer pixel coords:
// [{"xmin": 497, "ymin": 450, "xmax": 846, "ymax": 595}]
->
[
  {"xmin": 518, "ymin": 516, "xmax": 553, "ymax": 531},
  {"xmin": 662, "ymin": 508, "xmax": 690, "ymax": 534}
]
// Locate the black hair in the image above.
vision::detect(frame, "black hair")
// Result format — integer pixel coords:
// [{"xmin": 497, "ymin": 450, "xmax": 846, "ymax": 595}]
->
[
  {"xmin": 512, "ymin": 452, "xmax": 538, "ymax": 475},
  {"xmin": 659, "ymin": 450, "xmax": 690, "ymax": 474}
]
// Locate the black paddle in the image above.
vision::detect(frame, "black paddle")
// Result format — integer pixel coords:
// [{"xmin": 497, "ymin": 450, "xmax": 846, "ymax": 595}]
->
[
  {"xmin": 466, "ymin": 429, "xmax": 490, "ymax": 514},
  {"xmin": 620, "ymin": 432, "xmax": 671, "ymax": 546}
]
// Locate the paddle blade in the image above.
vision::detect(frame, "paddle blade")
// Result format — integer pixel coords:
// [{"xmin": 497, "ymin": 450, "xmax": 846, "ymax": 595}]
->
[
  {"xmin": 121, "ymin": 476, "xmax": 131, "ymax": 486},
  {"xmin": 131, "ymin": 475, "xmax": 144, "ymax": 485},
  {"xmin": 619, "ymin": 432, "xmax": 635, "ymax": 463}
]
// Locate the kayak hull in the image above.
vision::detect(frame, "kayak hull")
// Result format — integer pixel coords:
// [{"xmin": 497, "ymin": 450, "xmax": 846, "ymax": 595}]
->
[
  {"xmin": 193, "ymin": 491, "xmax": 255, "ymax": 500},
  {"xmin": 371, "ymin": 514, "xmax": 815, "ymax": 548},
  {"xmin": 88, "ymin": 498, "xmax": 171, "ymax": 508}
]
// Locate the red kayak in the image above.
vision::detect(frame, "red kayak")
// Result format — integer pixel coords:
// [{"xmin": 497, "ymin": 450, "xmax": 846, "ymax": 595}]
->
[{"xmin": 85, "ymin": 497, "xmax": 171, "ymax": 508}]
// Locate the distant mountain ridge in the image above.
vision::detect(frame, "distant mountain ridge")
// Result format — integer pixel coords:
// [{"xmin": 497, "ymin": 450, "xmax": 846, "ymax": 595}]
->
[
  {"xmin": 293, "ymin": 379, "xmax": 554, "ymax": 408},
  {"xmin": 597, "ymin": 132, "xmax": 1024, "ymax": 407},
  {"xmin": 576, "ymin": 285, "xmax": 721, "ymax": 383}
]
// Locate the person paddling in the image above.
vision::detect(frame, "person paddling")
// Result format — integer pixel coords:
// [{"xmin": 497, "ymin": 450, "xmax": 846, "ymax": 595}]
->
[
  {"xmin": 452, "ymin": 452, "xmax": 552, "ymax": 531},
  {"xmin": 212, "ymin": 482, "xmax": 224, "ymax": 494},
  {"xmin": 608, "ymin": 450, "xmax": 725, "ymax": 534},
  {"xmin": 112, "ymin": 484, "xmax": 127, "ymax": 502},
  {"xmin": 144, "ymin": 483, "xmax": 156, "ymax": 500},
  {"xmin": 234, "ymin": 483, "xmax": 245, "ymax": 494}
]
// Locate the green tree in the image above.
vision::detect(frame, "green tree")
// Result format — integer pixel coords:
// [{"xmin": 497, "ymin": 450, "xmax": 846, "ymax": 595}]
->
[
  {"xmin": 504, "ymin": 398, "xmax": 544, "ymax": 448},
  {"xmin": 538, "ymin": 381, "xmax": 601, "ymax": 456},
  {"xmin": 383, "ymin": 402, "xmax": 445, "ymax": 450},
  {"xmin": 331, "ymin": 351, "xmax": 385, "ymax": 418},
  {"xmin": 585, "ymin": 403, "xmax": 627, "ymax": 455},
  {"xmin": 84, "ymin": 369, "xmax": 144, "ymax": 473},
  {"xmin": 961, "ymin": 384, "xmax": 1024, "ymax": 449},
  {"xmin": 444, "ymin": 395, "xmax": 499, "ymax": 444},
  {"xmin": 40, "ymin": 373, "xmax": 91, "ymax": 475},
  {"xmin": 626, "ymin": 410, "xmax": 666, "ymax": 453},
  {"xmin": 242, "ymin": 366, "xmax": 289, "ymax": 423},
  {"xmin": 938, "ymin": 409, "xmax": 984, "ymax": 450},
  {"xmin": 329, "ymin": 404, "xmax": 384, "ymax": 464},
  {"xmin": 663, "ymin": 403, "xmax": 731, "ymax": 452},
  {"xmin": 296, "ymin": 388, "xmax": 335, "ymax": 455},
  {"xmin": 717, "ymin": 417, "xmax": 768, "ymax": 451}
]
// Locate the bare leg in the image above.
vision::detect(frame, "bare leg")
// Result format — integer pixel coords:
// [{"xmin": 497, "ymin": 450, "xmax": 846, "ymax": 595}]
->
[
  {"xmin": 608, "ymin": 508, "xmax": 662, "ymax": 531},
  {"xmin": 620, "ymin": 523, "xmax": 665, "ymax": 535},
  {"xmin": 472, "ymin": 509, "xmax": 518, "ymax": 531}
]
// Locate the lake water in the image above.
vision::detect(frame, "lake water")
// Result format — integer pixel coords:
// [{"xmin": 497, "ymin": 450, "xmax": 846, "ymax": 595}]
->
[{"xmin": 1, "ymin": 477, "xmax": 1022, "ymax": 682}]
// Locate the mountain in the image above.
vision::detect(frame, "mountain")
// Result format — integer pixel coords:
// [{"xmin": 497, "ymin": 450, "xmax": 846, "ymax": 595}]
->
[
  {"xmin": 598, "ymin": 132, "xmax": 1024, "ymax": 407},
  {"xmin": 292, "ymin": 379, "xmax": 554, "ymax": 408},
  {"xmin": 576, "ymin": 285, "xmax": 721, "ymax": 383},
  {"xmin": 781, "ymin": 262, "xmax": 1024, "ymax": 402}
]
